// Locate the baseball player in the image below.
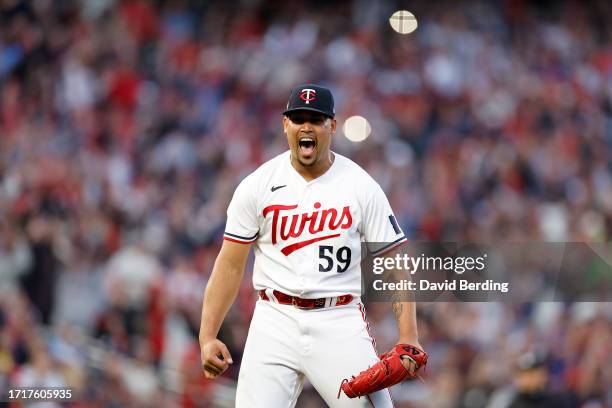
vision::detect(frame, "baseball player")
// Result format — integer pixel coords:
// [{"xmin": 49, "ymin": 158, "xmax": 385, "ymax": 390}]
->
[{"xmin": 200, "ymin": 84, "xmax": 426, "ymax": 407}]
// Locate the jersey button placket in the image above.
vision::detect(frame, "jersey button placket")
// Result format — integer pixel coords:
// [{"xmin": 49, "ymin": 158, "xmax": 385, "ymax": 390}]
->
[{"xmin": 297, "ymin": 185, "xmax": 312, "ymax": 296}]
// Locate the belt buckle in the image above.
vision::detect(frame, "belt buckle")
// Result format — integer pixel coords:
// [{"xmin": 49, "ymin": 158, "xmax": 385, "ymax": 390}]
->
[{"xmin": 291, "ymin": 297, "xmax": 299, "ymax": 308}]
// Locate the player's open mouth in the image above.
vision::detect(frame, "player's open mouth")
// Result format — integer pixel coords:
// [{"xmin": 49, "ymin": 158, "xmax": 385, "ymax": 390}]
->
[{"xmin": 298, "ymin": 137, "xmax": 316, "ymax": 156}]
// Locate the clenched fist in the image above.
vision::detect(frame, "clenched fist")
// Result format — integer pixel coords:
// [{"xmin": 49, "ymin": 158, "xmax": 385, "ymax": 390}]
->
[{"xmin": 200, "ymin": 338, "xmax": 233, "ymax": 379}]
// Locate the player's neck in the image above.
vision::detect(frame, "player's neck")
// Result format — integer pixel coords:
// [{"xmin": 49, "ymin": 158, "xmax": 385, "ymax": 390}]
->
[{"xmin": 290, "ymin": 151, "xmax": 335, "ymax": 182}]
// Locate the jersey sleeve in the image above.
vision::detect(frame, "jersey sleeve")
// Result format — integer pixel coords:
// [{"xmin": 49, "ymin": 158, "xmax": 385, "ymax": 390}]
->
[
  {"xmin": 363, "ymin": 183, "xmax": 407, "ymax": 256},
  {"xmin": 224, "ymin": 176, "xmax": 259, "ymax": 244}
]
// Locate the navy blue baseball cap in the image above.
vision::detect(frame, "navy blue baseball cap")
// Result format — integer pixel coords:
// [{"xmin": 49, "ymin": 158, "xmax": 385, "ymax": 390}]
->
[{"xmin": 283, "ymin": 84, "xmax": 335, "ymax": 118}]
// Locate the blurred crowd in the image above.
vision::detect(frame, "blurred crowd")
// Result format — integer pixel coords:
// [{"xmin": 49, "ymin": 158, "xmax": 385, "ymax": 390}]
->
[{"xmin": 0, "ymin": 0, "xmax": 611, "ymax": 406}]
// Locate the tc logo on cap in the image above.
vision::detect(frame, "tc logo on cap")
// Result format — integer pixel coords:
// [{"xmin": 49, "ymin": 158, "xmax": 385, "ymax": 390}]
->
[
  {"xmin": 283, "ymin": 84, "xmax": 335, "ymax": 118},
  {"xmin": 299, "ymin": 88, "xmax": 316, "ymax": 104}
]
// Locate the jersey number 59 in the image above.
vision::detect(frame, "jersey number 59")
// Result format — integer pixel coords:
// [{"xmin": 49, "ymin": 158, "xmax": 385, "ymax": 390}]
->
[{"xmin": 319, "ymin": 245, "xmax": 351, "ymax": 273}]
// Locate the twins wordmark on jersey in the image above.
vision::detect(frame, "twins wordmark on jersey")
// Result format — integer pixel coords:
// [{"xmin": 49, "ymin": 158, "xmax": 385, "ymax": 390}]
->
[
  {"xmin": 223, "ymin": 151, "xmax": 407, "ymax": 298},
  {"xmin": 263, "ymin": 201, "xmax": 352, "ymax": 256}
]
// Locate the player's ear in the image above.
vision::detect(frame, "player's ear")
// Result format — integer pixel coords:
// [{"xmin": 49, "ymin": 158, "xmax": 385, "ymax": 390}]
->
[
  {"xmin": 283, "ymin": 116, "xmax": 289, "ymax": 133},
  {"xmin": 330, "ymin": 118, "xmax": 337, "ymax": 133}
]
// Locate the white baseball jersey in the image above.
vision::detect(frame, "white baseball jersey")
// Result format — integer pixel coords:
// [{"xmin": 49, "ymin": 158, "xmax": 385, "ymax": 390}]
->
[{"xmin": 224, "ymin": 150, "xmax": 406, "ymax": 298}]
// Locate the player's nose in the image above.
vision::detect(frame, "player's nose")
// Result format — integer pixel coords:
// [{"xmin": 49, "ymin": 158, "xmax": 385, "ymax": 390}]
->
[{"xmin": 300, "ymin": 121, "xmax": 315, "ymax": 131}]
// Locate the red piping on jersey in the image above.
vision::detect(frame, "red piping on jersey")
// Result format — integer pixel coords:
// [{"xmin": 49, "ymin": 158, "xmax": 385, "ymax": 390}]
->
[
  {"xmin": 371, "ymin": 237, "xmax": 408, "ymax": 257},
  {"xmin": 224, "ymin": 236, "xmax": 255, "ymax": 244},
  {"xmin": 224, "ymin": 231, "xmax": 258, "ymax": 241},
  {"xmin": 280, "ymin": 233, "xmax": 340, "ymax": 256}
]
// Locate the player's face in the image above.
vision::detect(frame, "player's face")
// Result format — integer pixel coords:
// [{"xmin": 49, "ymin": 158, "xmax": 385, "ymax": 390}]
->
[{"xmin": 283, "ymin": 111, "xmax": 336, "ymax": 167}]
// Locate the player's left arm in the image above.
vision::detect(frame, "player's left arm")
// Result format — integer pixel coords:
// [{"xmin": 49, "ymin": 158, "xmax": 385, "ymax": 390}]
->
[
  {"xmin": 392, "ymin": 297, "xmax": 422, "ymax": 373},
  {"xmin": 362, "ymin": 182, "xmax": 424, "ymax": 373},
  {"xmin": 384, "ymin": 245, "xmax": 422, "ymax": 374}
]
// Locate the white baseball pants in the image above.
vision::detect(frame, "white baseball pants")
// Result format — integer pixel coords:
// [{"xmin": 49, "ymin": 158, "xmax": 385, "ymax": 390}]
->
[{"xmin": 235, "ymin": 299, "xmax": 394, "ymax": 407}]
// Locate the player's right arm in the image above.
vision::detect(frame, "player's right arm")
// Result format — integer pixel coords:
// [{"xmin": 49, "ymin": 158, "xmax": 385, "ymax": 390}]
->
[
  {"xmin": 199, "ymin": 239, "xmax": 251, "ymax": 379},
  {"xmin": 200, "ymin": 173, "xmax": 259, "ymax": 379}
]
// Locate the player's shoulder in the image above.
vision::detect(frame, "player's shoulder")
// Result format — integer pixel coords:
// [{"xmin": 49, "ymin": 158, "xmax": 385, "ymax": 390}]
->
[
  {"xmin": 236, "ymin": 151, "xmax": 290, "ymax": 188},
  {"xmin": 333, "ymin": 152, "xmax": 380, "ymax": 190},
  {"xmin": 250, "ymin": 150, "xmax": 289, "ymax": 178}
]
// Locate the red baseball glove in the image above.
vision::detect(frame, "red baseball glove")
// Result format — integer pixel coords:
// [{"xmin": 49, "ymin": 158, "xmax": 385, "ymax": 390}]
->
[{"xmin": 338, "ymin": 344, "xmax": 428, "ymax": 399}]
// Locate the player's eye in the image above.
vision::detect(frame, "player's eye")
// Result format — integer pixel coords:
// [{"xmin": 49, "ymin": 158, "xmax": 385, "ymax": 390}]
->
[
  {"xmin": 289, "ymin": 113, "xmax": 325, "ymax": 125},
  {"xmin": 289, "ymin": 115, "xmax": 304, "ymax": 124}
]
